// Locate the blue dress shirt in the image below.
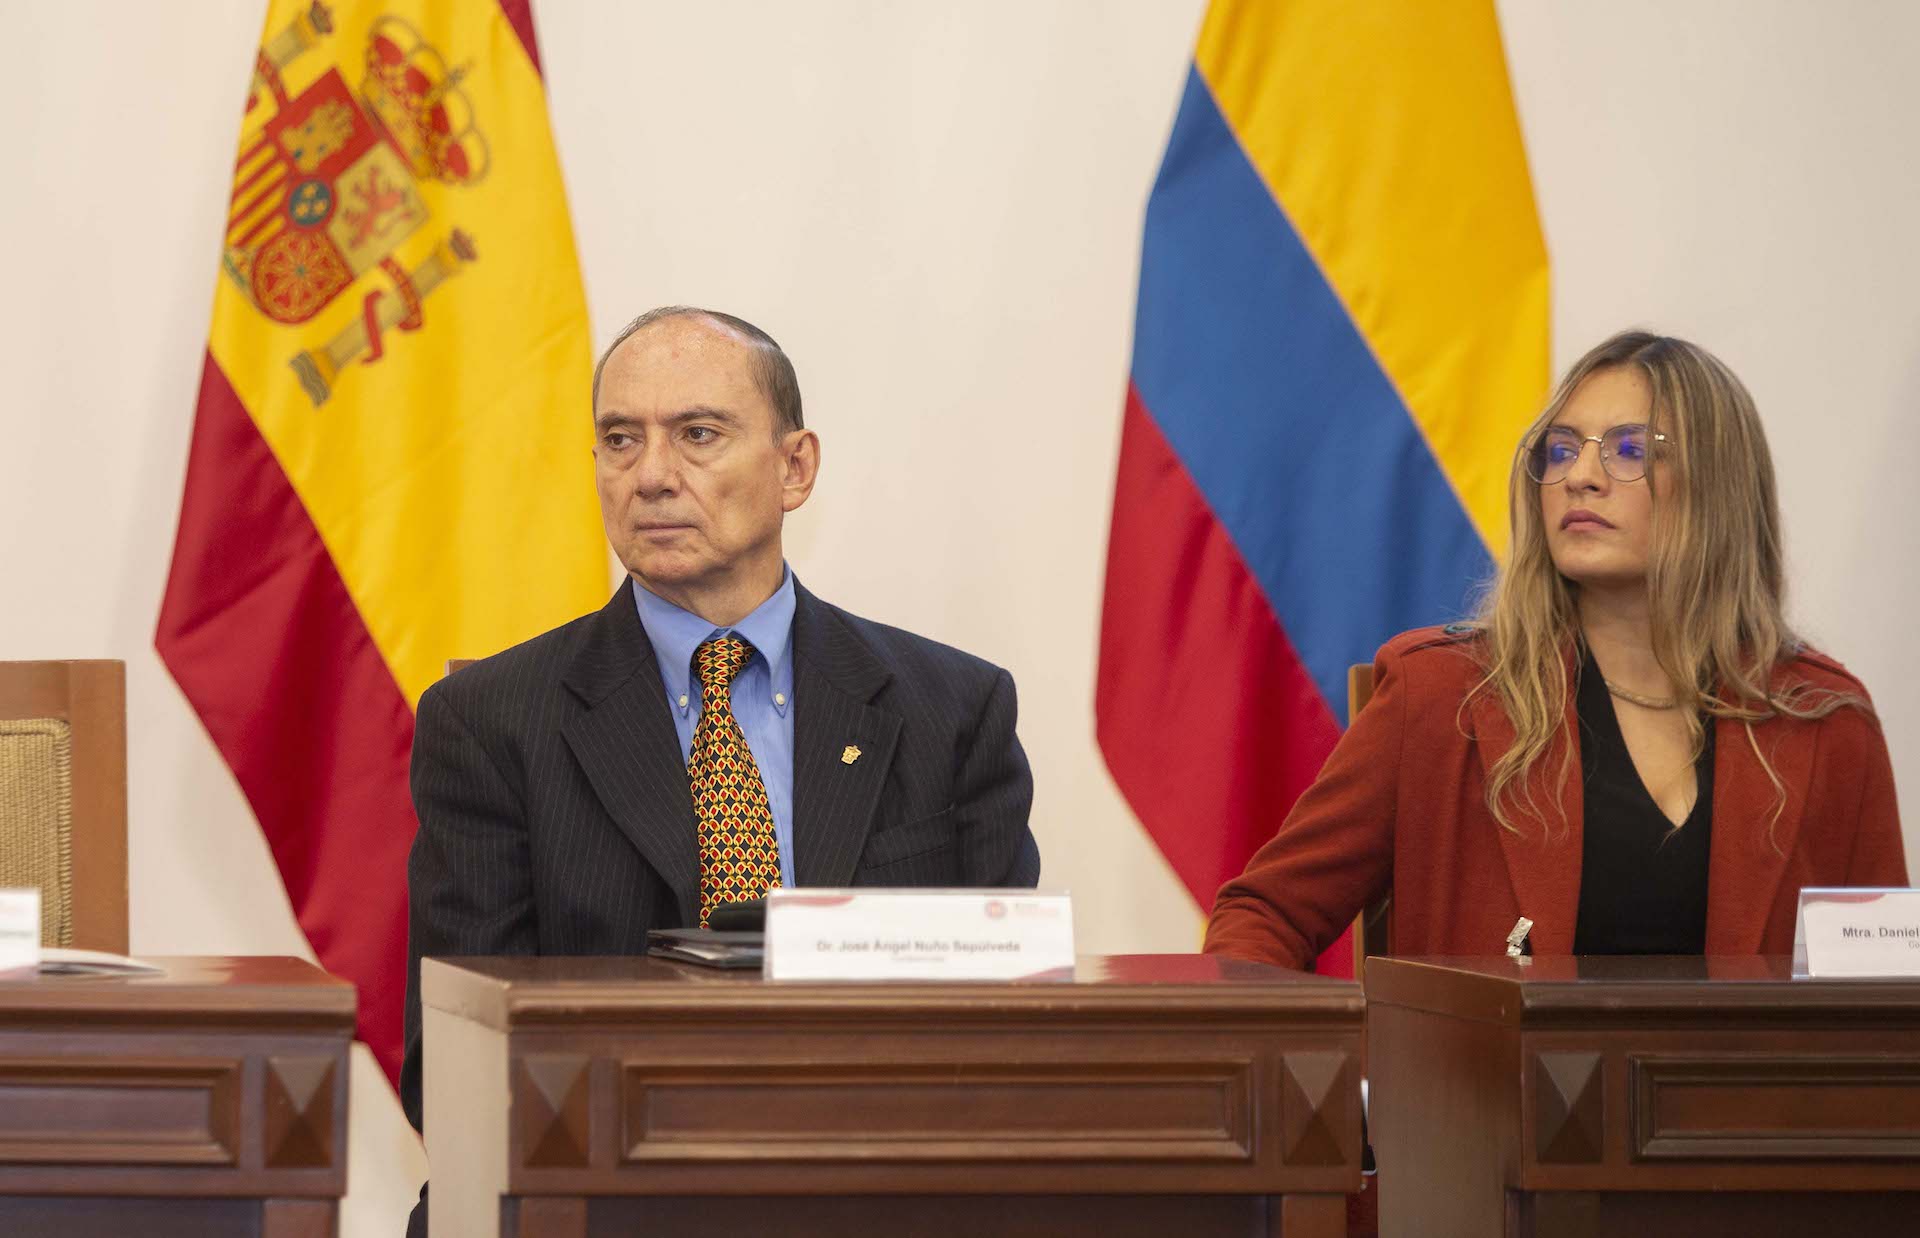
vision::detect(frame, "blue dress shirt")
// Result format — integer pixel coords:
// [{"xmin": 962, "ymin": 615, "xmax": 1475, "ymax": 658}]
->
[{"xmin": 631, "ymin": 568, "xmax": 798, "ymax": 887}]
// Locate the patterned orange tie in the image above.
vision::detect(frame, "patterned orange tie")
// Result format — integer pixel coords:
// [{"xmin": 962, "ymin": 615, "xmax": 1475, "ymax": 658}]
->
[{"xmin": 689, "ymin": 635, "xmax": 782, "ymax": 926}]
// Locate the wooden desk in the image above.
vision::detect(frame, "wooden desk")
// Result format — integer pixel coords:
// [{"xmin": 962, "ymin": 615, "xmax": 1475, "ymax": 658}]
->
[
  {"xmin": 1366, "ymin": 955, "xmax": 1920, "ymax": 1238},
  {"xmin": 423, "ymin": 954, "xmax": 1362, "ymax": 1238},
  {"xmin": 0, "ymin": 956, "xmax": 353, "ymax": 1237}
]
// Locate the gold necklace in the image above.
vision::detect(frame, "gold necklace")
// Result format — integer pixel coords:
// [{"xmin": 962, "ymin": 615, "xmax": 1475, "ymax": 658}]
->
[{"xmin": 1603, "ymin": 679, "xmax": 1678, "ymax": 710}]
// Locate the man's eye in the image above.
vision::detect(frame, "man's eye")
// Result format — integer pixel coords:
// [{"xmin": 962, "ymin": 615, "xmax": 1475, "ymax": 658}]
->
[
  {"xmin": 603, "ymin": 432, "xmax": 633, "ymax": 449},
  {"xmin": 685, "ymin": 425, "xmax": 718, "ymax": 444}
]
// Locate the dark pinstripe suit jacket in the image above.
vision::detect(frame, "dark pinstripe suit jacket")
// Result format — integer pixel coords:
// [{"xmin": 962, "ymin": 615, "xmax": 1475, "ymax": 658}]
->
[{"xmin": 400, "ymin": 579, "xmax": 1039, "ymax": 1129}]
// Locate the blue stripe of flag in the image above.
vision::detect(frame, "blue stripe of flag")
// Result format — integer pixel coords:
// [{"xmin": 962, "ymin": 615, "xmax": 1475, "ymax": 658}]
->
[{"xmin": 1130, "ymin": 66, "xmax": 1492, "ymax": 713}]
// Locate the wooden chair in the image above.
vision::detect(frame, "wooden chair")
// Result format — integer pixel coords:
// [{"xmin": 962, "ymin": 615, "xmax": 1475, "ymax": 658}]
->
[
  {"xmin": 0, "ymin": 661, "xmax": 128, "ymax": 952},
  {"xmin": 1348, "ymin": 663, "xmax": 1394, "ymax": 981}
]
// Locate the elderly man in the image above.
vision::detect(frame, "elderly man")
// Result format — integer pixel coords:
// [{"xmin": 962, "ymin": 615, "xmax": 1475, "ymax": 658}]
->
[{"xmin": 399, "ymin": 305, "xmax": 1039, "ymax": 1144}]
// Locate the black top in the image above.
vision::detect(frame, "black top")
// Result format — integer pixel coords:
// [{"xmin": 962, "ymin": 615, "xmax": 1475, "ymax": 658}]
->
[{"xmin": 1571, "ymin": 645, "xmax": 1714, "ymax": 955}]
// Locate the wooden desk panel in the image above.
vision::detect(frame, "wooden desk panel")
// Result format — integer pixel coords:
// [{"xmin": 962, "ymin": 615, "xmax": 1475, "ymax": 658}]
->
[
  {"xmin": 424, "ymin": 953, "xmax": 1364, "ymax": 1238},
  {"xmin": 0, "ymin": 956, "xmax": 353, "ymax": 1237},
  {"xmin": 1367, "ymin": 956, "xmax": 1920, "ymax": 1238}
]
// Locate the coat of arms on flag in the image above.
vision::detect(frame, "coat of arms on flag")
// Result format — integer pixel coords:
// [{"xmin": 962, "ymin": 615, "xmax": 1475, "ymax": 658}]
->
[{"xmin": 224, "ymin": 4, "xmax": 488, "ymax": 404}]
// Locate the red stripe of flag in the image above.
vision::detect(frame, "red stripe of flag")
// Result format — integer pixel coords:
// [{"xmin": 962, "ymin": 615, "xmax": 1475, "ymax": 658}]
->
[
  {"xmin": 498, "ymin": 0, "xmax": 543, "ymax": 76},
  {"xmin": 157, "ymin": 354, "xmax": 416, "ymax": 1080},
  {"xmin": 1098, "ymin": 386, "xmax": 1353, "ymax": 974}
]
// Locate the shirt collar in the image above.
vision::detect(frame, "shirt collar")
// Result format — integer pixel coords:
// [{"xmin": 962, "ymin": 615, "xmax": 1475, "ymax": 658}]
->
[{"xmin": 631, "ymin": 566, "xmax": 797, "ymax": 712}]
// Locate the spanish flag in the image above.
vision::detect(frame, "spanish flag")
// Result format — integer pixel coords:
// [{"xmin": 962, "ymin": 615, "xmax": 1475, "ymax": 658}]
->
[
  {"xmin": 1098, "ymin": 0, "xmax": 1549, "ymax": 969},
  {"xmin": 157, "ymin": 0, "xmax": 606, "ymax": 1081}
]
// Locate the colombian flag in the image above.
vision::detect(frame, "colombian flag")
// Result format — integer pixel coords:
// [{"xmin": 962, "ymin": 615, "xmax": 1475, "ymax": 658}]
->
[
  {"xmin": 157, "ymin": 0, "xmax": 606, "ymax": 1081},
  {"xmin": 1098, "ymin": 0, "xmax": 1549, "ymax": 967}
]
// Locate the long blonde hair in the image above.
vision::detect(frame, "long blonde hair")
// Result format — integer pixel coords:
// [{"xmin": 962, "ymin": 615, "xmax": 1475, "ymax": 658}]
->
[{"xmin": 1472, "ymin": 330, "xmax": 1860, "ymax": 837}]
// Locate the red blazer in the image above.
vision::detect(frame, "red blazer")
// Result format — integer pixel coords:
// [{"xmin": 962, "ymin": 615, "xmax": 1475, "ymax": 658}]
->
[{"xmin": 1205, "ymin": 627, "xmax": 1908, "ymax": 968}]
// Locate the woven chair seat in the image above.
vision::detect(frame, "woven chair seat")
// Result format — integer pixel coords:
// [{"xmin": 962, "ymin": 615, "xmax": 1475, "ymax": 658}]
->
[{"xmin": 0, "ymin": 717, "xmax": 74, "ymax": 947}]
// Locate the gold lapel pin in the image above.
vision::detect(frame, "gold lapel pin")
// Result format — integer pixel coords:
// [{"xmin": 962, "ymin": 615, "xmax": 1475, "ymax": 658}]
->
[{"xmin": 841, "ymin": 745, "xmax": 862, "ymax": 765}]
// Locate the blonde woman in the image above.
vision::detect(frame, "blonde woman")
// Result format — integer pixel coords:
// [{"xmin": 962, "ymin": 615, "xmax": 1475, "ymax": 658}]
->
[{"xmin": 1206, "ymin": 331, "xmax": 1907, "ymax": 965}]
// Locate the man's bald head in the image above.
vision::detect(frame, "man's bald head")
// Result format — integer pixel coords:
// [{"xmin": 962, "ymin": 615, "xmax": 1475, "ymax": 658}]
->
[{"xmin": 591, "ymin": 306, "xmax": 804, "ymax": 436}]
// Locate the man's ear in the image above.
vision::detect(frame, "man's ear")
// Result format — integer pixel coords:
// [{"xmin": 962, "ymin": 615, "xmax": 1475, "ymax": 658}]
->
[{"xmin": 780, "ymin": 428, "xmax": 820, "ymax": 513}]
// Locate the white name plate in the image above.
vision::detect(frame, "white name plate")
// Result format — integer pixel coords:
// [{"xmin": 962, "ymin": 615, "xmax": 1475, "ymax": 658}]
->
[
  {"xmin": 764, "ymin": 889, "xmax": 1074, "ymax": 981},
  {"xmin": 0, "ymin": 888, "xmax": 41, "ymax": 978},
  {"xmin": 1793, "ymin": 888, "xmax": 1920, "ymax": 978}
]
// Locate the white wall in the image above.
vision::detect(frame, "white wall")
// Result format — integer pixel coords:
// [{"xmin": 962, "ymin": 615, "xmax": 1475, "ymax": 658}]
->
[{"xmin": 2, "ymin": 4, "xmax": 1914, "ymax": 1233}]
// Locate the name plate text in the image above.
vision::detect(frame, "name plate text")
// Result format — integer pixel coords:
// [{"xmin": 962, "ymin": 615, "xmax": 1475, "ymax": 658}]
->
[
  {"xmin": 764, "ymin": 889, "xmax": 1074, "ymax": 981},
  {"xmin": 1794, "ymin": 888, "xmax": 1920, "ymax": 978}
]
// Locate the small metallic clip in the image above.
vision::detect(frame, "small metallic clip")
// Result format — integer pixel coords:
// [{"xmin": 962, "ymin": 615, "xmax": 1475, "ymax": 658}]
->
[{"xmin": 1506, "ymin": 916, "xmax": 1534, "ymax": 959}]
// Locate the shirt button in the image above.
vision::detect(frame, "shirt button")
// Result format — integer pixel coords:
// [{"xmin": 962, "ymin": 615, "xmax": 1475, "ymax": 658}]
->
[
  {"xmin": 677, "ymin": 694, "xmax": 689, "ymax": 708},
  {"xmin": 774, "ymin": 693, "xmax": 787, "ymax": 706}
]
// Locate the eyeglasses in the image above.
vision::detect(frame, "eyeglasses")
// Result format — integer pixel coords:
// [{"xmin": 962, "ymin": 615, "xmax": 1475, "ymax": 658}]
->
[{"xmin": 1525, "ymin": 424, "xmax": 1668, "ymax": 484}]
